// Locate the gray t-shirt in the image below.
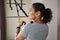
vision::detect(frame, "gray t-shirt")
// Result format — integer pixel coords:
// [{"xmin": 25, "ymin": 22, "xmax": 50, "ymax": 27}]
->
[{"xmin": 20, "ymin": 22, "xmax": 48, "ymax": 40}]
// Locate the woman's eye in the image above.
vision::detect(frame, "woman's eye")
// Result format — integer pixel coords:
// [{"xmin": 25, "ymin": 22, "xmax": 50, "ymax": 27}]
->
[
  {"xmin": 29, "ymin": 10, "xmax": 31, "ymax": 12},
  {"xmin": 28, "ymin": 13, "xmax": 29, "ymax": 14}
]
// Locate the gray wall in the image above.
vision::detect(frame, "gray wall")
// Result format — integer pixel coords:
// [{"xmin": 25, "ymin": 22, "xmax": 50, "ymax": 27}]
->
[
  {"xmin": 42, "ymin": 0, "xmax": 58, "ymax": 40},
  {"xmin": 58, "ymin": 0, "xmax": 60, "ymax": 40}
]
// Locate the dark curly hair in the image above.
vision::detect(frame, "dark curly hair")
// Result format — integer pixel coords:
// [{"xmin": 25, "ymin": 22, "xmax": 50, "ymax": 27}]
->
[{"xmin": 32, "ymin": 2, "xmax": 52, "ymax": 24}]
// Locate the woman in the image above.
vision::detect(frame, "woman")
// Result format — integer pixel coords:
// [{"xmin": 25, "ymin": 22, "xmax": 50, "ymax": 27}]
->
[{"xmin": 15, "ymin": 2, "xmax": 52, "ymax": 40}]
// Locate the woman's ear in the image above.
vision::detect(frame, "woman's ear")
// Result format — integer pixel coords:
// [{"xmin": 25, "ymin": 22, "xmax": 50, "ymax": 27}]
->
[{"xmin": 35, "ymin": 11, "xmax": 41, "ymax": 17}]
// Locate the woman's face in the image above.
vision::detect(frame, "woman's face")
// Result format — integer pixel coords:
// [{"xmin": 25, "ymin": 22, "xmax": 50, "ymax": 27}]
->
[
  {"xmin": 28, "ymin": 6, "xmax": 36, "ymax": 20},
  {"xmin": 28, "ymin": 6, "xmax": 41, "ymax": 20}
]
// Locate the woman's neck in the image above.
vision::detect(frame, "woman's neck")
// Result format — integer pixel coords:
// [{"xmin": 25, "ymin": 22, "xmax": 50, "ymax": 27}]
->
[{"xmin": 34, "ymin": 18, "xmax": 43, "ymax": 24}]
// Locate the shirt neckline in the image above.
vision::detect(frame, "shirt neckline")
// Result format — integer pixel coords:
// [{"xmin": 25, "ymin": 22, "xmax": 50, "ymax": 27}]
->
[{"xmin": 33, "ymin": 22, "xmax": 45, "ymax": 25}]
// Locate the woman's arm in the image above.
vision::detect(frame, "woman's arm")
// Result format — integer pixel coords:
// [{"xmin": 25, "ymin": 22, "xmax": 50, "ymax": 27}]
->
[
  {"xmin": 15, "ymin": 28, "xmax": 25, "ymax": 40},
  {"xmin": 15, "ymin": 20, "xmax": 25, "ymax": 40}
]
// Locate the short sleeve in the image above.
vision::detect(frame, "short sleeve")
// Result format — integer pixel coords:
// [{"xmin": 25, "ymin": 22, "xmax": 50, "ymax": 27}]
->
[{"xmin": 20, "ymin": 24, "xmax": 29, "ymax": 38}]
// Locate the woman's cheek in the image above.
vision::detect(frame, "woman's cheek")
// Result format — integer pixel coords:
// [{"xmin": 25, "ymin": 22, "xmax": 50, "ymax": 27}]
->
[{"xmin": 28, "ymin": 12, "xmax": 35, "ymax": 19}]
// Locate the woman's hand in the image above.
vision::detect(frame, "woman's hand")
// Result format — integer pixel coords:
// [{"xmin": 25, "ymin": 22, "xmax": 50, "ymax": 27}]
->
[{"xmin": 18, "ymin": 20, "xmax": 24, "ymax": 27}]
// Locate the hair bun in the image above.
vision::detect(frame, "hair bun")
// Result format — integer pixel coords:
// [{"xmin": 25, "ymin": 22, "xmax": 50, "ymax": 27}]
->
[{"xmin": 42, "ymin": 8, "xmax": 52, "ymax": 23}]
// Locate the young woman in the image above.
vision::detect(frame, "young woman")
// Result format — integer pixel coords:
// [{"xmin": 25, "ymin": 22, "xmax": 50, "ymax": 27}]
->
[{"xmin": 15, "ymin": 2, "xmax": 52, "ymax": 40}]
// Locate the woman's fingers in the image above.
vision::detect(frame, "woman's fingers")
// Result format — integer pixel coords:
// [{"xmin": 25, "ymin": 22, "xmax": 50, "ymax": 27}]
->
[{"xmin": 18, "ymin": 20, "xmax": 24, "ymax": 27}]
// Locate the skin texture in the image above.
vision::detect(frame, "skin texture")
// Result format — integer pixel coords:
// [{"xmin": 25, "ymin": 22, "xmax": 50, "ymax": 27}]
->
[{"xmin": 15, "ymin": 5, "xmax": 42, "ymax": 40}]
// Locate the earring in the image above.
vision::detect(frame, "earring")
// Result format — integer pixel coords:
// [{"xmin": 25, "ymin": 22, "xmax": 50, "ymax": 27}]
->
[{"xmin": 41, "ymin": 17, "xmax": 44, "ymax": 20}]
